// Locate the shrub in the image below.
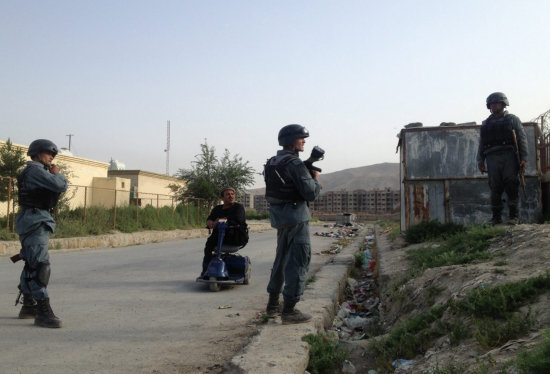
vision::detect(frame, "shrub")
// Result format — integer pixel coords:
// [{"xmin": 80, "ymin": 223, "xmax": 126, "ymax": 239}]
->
[
  {"xmin": 405, "ymin": 220, "xmax": 466, "ymax": 244},
  {"xmin": 302, "ymin": 333, "xmax": 348, "ymax": 374}
]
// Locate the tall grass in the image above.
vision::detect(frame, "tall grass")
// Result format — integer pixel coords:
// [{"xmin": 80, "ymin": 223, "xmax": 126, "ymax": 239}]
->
[
  {"xmin": 52, "ymin": 204, "xmax": 209, "ymax": 238},
  {"xmin": 406, "ymin": 225, "xmax": 505, "ymax": 269}
]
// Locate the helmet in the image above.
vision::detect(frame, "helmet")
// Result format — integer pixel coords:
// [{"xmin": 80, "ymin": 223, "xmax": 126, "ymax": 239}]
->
[
  {"xmin": 220, "ymin": 186, "xmax": 235, "ymax": 197},
  {"xmin": 27, "ymin": 139, "xmax": 59, "ymax": 158},
  {"xmin": 486, "ymin": 92, "xmax": 509, "ymax": 109},
  {"xmin": 278, "ymin": 124, "xmax": 309, "ymax": 146}
]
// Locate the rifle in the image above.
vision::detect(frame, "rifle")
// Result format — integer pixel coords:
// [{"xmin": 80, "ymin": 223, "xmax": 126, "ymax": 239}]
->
[
  {"xmin": 10, "ymin": 253, "xmax": 21, "ymax": 263},
  {"xmin": 512, "ymin": 129, "xmax": 527, "ymax": 198}
]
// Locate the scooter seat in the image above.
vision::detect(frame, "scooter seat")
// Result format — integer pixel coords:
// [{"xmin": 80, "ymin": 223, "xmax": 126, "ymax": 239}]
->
[{"xmin": 221, "ymin": 245, "xmax": 242, "ymax": 253}]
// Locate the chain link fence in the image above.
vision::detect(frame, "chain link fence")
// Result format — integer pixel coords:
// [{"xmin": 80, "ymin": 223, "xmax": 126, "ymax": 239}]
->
[{"xmin": 0, "ymin": 177, "xmax": 209, "ymax": 236}]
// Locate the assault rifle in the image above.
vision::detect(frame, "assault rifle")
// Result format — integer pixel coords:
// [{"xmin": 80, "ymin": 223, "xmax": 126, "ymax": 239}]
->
[{"xmin": 512, "ymin": 129, "xmax": 527, "ymax": 198}]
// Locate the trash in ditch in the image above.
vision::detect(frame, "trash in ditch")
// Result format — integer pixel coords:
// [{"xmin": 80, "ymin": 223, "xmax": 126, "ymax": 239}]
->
[
  {"xmin": 342, "ymin": 360, "xmax": 357, "ymax": 373},
  {"xmin": 392, "ymin": 359, "xmax": 417, "ymax": 369}
]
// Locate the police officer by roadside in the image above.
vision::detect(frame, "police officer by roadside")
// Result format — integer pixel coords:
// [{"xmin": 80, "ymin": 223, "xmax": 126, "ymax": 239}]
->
[
  {"xmin": 15, "ymin": 139, "xmax": 67, "ymax": 328},
  {"xmin": 263, "ymin": 124, "xmax": 321, "ymax": 324},
  {"xmin": 477, "ymin": 92, "xmax": 528, "ymax": 225}
]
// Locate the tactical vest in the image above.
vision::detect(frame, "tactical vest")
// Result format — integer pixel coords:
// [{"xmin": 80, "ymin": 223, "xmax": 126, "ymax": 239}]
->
[
  {"xmin": 264, "ymin": 154, "xmax": 303, "ymax": 203},
  {"xmin": 17, "ymin": 166, "xmax": 60, "ymax": 211},
  {"xmin": 480, "ymin": 113, "xmax": 515, "ymax": 151}
]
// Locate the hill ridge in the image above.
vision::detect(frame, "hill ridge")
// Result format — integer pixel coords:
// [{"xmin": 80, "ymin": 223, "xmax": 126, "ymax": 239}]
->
[{"xmin": 248, "ymin": 162, "xmax": 400, "ymax": 194}]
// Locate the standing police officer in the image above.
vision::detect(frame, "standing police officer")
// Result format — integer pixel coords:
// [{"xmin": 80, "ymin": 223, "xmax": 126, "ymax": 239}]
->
[
  {"xmin": 477, "ymin": 92, "xmax": 528, "ymax": 225},
  {"xmin": 16, "ymin": 139, "xmax": 67, "ymax": 328},
  {"xmin": 263, "ymin": 124, "xmax": 320, "ymax": 324}
]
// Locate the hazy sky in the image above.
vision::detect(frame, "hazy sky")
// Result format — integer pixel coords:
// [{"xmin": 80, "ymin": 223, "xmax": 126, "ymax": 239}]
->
[{"xmin": 2, "ymin": 1, "xmax": 549, "ymax": 188}]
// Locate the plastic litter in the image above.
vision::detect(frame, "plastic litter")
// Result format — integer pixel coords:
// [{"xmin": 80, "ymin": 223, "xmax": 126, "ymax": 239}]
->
[
  {"xmin": 392, "ymin": 359, "xmax": 417, "ymax": 368},
  {"xmin": 342, "ymin": 360, "xmax": 357, "ymax": 373}
]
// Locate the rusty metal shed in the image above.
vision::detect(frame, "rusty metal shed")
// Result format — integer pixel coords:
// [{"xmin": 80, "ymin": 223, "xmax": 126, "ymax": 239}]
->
[{"xmin": 399, "ymin": 123, "xmax": 541, "ymax": 230}]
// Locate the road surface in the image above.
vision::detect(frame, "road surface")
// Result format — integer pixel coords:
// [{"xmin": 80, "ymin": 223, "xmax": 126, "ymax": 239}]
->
[{"xmin": 0, "ymin": 227, "xmax": 335, "ymax": 374}]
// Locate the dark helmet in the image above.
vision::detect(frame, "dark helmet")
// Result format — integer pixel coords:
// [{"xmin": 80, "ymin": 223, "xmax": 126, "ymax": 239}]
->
[
  {"xmin": 486, "ymin": 92, "xmax": 509, "ymax": 109},
  {"xmin": 220, "ymin": 186, "xmax": 235, "ymax": 197},
  {"xmin": 278, "ymin": 124, "xmax": 309, "ymax": 146},
  {"xmin": 27, "ymin": 139, "xmax": 59, "ymax": 158}
]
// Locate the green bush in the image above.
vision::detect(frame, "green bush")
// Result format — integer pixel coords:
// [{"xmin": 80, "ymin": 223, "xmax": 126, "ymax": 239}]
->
[
  {"xmin": 405, "ymin": 220, "xmax": 466, "ymax": 244},
  {"xmin": 245, "ymin": 208, "xmax": 269, "ymax": 220},
  {"xmin": 515, "ymin": 329, "xmax": 550, "ymax": 373},
  {"xmin": 456, "ymin": 272, "xmax": 550, "ymax": 319},
  {"xmin": 302, "ymin": 333, "xmax": 348, "ymax": 374},
  {"xmin": 406, "ymin": 225, "xmax": 505, "ymax": 269}
]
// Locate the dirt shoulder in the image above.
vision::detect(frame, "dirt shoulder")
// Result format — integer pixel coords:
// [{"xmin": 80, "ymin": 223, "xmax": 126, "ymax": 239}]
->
[{"xmin": 341, "ymin": 223, "xmax": 550, "ymax": 373}]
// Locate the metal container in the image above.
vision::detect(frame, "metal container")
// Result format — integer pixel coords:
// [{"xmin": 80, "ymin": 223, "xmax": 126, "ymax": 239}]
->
[{"xmin": 398, "ymin": 123, "xmax": 541, "ymax": 230}]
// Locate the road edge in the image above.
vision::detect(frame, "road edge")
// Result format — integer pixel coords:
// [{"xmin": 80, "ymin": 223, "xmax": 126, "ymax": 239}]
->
[{"xmin": 225, "ymin": 232, "xmax": 365, "ymax": 374}]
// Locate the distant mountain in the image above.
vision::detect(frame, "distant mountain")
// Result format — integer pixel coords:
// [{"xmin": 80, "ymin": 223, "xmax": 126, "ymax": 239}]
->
[{"xmin": 247, "ymin": 162, "xmax": 400, "ymax": 194}]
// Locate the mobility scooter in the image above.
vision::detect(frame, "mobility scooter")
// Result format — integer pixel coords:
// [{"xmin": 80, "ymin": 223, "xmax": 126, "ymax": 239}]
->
[{"xmin": 196, "ymin": 219, "xmax": 251, "ymax": 291}]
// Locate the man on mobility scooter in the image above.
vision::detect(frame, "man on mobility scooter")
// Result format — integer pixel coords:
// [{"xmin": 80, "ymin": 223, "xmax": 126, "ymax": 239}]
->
[{"xmin": 197, "ymin": 187, "xmax": 250, "ymax": 291}]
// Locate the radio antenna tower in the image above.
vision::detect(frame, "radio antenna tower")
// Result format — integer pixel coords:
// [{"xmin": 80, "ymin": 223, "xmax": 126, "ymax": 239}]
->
[{"xmin": 164, "ymin": 120, "xmax": 170, "ymax": 175}]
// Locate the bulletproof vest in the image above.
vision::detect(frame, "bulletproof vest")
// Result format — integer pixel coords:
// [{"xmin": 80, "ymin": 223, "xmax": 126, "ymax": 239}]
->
[
  {"xmin": 481, "ymin": 114, "xmax": 515, "ymax": 151},
  {"xmin": 264, "ymin": 154, "xmax": 303, "ymax": 203},
  {"xmin": 17, "ymin": 166, "xmax": 60, "ymax": 211}
]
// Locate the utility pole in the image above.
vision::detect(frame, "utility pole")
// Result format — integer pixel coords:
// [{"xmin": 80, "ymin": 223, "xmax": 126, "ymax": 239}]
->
[
  {"xmin": 164, "ymin": 121, "xmax": 170, "ymax": 175},
  {"xmin": 66, "ymin": 134, "xmax": 74, "ymax": 151}
]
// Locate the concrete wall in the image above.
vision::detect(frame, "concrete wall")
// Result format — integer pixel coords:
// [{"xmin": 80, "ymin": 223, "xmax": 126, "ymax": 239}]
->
[
  {"xmin": 91, "ymin": 177, "xmax": 131, "ymax": 208},
  {"xmin": 107, "ymin": 170, "xmax": 185, "ymax": 208},
  {"xmin": 0, "ymin": 139, "xmax": 110, "ymax": 214}
]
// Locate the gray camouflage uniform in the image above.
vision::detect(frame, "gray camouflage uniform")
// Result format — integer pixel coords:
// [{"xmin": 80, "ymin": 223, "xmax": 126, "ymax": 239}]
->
[
  {"xmin": 476, "ymin": 111, "xmax": 528, "ymax": 221},
  {"xmin": 16, "ymin": 161, "xmax": 67, "ymax": 300},
  {"xmin": 266, "ymin": 150, "xmax": 320, "ymax": 303}
]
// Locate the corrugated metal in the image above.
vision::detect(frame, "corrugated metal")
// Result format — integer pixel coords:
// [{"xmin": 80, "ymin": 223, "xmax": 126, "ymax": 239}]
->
[{"xmin": 400, "ymin": 124, "xmax": 541, "ymax": 230}]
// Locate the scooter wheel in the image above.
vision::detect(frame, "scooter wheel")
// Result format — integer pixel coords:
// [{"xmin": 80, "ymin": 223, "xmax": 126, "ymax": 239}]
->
[
  {"xmin": 243, "ymin": 264, "xmax": 252, "ymax": 285},
  {"xmin": 209, "ymin": 277, "xmax": 220, "ymax": 292}
]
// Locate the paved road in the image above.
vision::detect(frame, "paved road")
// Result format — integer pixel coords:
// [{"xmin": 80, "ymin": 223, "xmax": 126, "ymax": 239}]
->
[{"xmin": 0, "ymin": 227, "xmax": 335, "ymax": 374}]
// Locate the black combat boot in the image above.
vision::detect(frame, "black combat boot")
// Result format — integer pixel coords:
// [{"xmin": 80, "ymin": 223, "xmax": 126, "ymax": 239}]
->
[
  {"xmin": 508, "ymin": 206, "xmax": 519, "ymax": 225},
  {"xmin": 266, "ymin": 293, "xmax": 281, "ymax": 317},
  {"xmin": 490, "ymin": 209, "xmax": 502, "ymax": 226},
  {"xmin": 281, "ymin": 300, "xmax": 312, "ymax": 325},
  {"xmin": 18, "ymin": 294, "xmax": 37, "ymax": 319},
  {"xmin": 34, "ymin": 298, "xmax": 62, "ymax": 328}
]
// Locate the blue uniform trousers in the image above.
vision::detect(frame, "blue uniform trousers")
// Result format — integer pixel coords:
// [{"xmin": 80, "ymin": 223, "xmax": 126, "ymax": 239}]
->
[
  {"xmin": 19, "ymin": 224, "xmax": 51, "ymax": 300},
  {"xmin": 267, "ymin": 222, "xmax": 311, "ymax": 303}
]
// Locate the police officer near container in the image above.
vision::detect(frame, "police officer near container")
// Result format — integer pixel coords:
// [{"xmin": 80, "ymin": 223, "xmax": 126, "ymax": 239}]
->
[
  {"xmin": 263, "ymin": 124, "xmax": 321, "ymax": 324},
  {"xmin": 477, "ymin": 92, "xmax": 528, "ymax": 225},
  {"xmin": 15, "ymin": 139, "xmax": 67, "ymax": 328}
]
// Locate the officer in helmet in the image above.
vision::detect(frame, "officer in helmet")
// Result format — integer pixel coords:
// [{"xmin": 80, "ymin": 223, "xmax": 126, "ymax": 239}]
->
[
  {"xmin": 263, "ymin": 124, "xmax": 320, "ymax": 324},
  {"xmin": 15, "ymin": 139, "xmax": 67, "ymax": 328},
  {"xmin": 477, "ymin": 92, "xmax": 528, "ymax": 225}
]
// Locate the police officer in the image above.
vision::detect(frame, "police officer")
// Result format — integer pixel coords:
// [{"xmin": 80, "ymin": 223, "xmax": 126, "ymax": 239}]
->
[
  {"xmin": 15, "ymin": 139, "xmax": 67, "ymax": 328},
  {"xmin": 263, "ymin": 124, "xmax": 320, "ymax": 324},
  {"xmin": 477, "ymin": 92, "xmax": 528, "ymax": 225}
]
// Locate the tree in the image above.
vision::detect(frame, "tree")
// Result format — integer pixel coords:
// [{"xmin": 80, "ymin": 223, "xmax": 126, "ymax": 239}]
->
[
  {"xmin": 54, "ymin": 161, "xmax": 77, "ymax": 213},
  {"xmin": 0, "ymin": 139, "xmax": 27, "ymax": 202},
  {"xmin": 170, "ymin": 141, "xmax": 256, "ymax": 210}
]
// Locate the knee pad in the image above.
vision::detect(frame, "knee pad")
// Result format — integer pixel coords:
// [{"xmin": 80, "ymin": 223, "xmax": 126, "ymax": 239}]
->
[{"xmin": 35, "ymin": 262, "xmax": 51, "ymax": 288}]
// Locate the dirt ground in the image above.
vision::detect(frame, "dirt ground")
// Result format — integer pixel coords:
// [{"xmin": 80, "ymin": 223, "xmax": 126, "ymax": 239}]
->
[{"xmin": 342, "ymin": 223, "xmax": 550, "ymax": 373}]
